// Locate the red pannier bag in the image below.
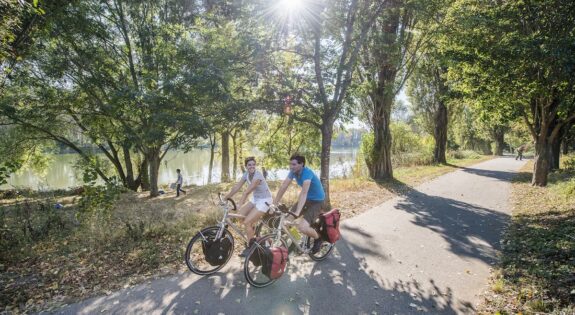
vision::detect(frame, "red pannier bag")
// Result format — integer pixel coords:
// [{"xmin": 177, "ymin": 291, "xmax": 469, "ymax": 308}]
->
[
  {"xmin": 318, "ymin": 209, "xmax": 341, "ymax": 244},
  {"xmin": 262, "ymin": 246, "xmax": 288, "ymax": 279}
]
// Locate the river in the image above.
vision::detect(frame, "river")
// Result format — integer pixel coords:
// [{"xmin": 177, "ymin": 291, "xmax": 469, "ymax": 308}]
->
[{"xmin": 2, "ymin": 148, "xmax": 359, "ymax": 190}]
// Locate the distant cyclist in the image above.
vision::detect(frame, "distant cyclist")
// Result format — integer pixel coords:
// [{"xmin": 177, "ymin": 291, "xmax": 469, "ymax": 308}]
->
[
  {"xmin": 274, "ymin": 154, "xmax": 324, "ymax": 253},
  {"xmin": 223, "ymin": 157, "xmax": 273, "ymax": 257}
]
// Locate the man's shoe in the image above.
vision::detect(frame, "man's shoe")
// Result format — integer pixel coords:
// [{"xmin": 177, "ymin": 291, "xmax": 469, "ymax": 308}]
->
[
  {"xmin": 310, "ymin": 238, "xmax": 323, "ymax": 254},
  {"xmin": 239, "ymin": 247, "xmax": 250, "ymax": 258},
  {"xmin": 239, "ymin": 238, "xmax": 256, "ymax": 257}
]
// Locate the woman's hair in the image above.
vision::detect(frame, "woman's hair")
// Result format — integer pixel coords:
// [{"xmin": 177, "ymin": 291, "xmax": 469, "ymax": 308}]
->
[{"xmin": 244, "ymin": 156, "xmax": 256, "ymax": 166}]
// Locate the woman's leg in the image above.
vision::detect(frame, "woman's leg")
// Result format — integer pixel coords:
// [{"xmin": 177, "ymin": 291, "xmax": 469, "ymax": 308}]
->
[
  {"xmin": 244, "ymin": 208, "xmax": 265, "ymax": 241},
  {"xmin": 238, "ymin": 202, "xmax": 255, "ymax": 217}
]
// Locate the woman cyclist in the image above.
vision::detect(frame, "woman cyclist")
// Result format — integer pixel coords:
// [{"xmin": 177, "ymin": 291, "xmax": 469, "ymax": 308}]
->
[{"xmin": 223, "ymin": 157, "xmax": 273, "ymax": 256}]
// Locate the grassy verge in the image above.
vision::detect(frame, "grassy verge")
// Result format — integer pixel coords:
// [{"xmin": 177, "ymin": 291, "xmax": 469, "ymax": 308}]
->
[
  {"xmin": 0, "ymin": 154, "xmax": 492, "ymax": 313},
  {"xmin": 479, "ymin": 157, "xmax": 575, "ymax": 314}
]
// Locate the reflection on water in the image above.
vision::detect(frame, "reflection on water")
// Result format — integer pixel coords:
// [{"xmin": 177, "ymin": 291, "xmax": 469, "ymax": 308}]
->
[{"xmin": 3, "ymin": 148, "xmax": 358, "ymax": 190}]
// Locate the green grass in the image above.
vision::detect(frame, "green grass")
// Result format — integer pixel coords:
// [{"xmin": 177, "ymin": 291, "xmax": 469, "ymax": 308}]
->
[{"xmin": 479, "ymin": 155, "xmax": 575, "ymax": 315}]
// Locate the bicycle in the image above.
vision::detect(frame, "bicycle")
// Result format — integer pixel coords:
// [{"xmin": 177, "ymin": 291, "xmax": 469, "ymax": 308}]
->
[
  {"xmin": 184, "ymin": 193, "xmax": 269, "ymax": 275},
  {"xmin": 243, "ymin": 203, "xmax": 335, "ymax": 287}
]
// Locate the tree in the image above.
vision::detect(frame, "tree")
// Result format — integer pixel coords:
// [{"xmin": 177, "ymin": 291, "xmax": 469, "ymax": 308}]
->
[
  {"xmin": 258, "ymin": 0, "xmax": 385, "ymax": 205},
  {"xmin": 446, "ymin": 0, "xmax": 575, "ymax": 185},
  {"xmin": 358, "ymin": 0, "xmax": 443, "ymax": 179},
  {"xmin": 1, "ymin": 0, "xmax": 233, "ymax": 196},
  {"xmin": 407, "ymin": 55, "xmax": 451, "ymax": 164}
]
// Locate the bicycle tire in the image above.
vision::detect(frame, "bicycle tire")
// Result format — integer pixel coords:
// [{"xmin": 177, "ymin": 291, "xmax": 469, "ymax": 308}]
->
[
  {"xmin": 243, "ymin": 234, "xmax": 288, "ymax": 288},
  {"xmin": 184, "ymin": 226, "xmax": 234, "ymax": 275}
]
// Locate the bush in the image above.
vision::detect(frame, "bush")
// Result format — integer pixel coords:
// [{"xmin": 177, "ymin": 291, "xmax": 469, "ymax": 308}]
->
[
  {"xmin": 0, "ymin": 200, "xmax": 73, "ymax": 262},
  {"xmin": 562, "ymin": 155, "xmax": 575, "ymax": 172},
  {"xmin": 448, "ymin": 149, "xmax": 481, "ymax": 160},
  {"xmin": 360, "ymin": 123, "xmax": 436, "ymax": 169}
]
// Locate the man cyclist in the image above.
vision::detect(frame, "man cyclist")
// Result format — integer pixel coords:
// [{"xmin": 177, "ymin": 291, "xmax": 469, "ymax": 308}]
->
[{"xmin": 274, "ymin": 154, "xmax": 324, "ymax": 253}]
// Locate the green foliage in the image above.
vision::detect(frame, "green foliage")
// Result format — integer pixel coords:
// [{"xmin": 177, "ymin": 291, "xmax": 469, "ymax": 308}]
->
[
  {"xmin": 249, "ymin": 115, "xmax": 321, "ymax": 169},
  {"xmin": 72, "ymin": 154, "xmax": 111, "ymax": 185},
  {"xmin": 361, "ymin": 123, "xmax": 436, "ymax": 167},
  {"xmin": 77, "ymin": 181, "xmax": 123, "ymax": 226},
  {"xmin": 360, "ymin": 132, "xmax": 375, "ymax": 170}
]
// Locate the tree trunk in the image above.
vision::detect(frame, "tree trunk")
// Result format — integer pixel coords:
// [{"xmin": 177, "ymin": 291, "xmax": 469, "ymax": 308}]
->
[
  {"xmin": 366, "ymin": 1, "xmax": 400, "ymax": 181},
  {"xmin": 550, "ymin": 135, "xmax": 562, "ymax": 171},
  {"xmin": 320, "ymin": 123, "xmax": 333, "ymax": 208},
  {"xmin": 147, "ymin": 147, "xmax": 161, "ymax": 197},
  {"xmin": 532, "ymin": 139, "xmax": 551, "ymax": 186},
  {"xmin": 221, "ymin": 131, "xmax": 230, "ymax": 183},
  {"xmin": 493, "ymin": 128, "xmax": 505, "ymax": 156},
  {"xmin": 563, "ymin": 137, "xmax": 570, "ymax": 155},
  {"xmin": 232, "ymin": 129, "xmax": 239, "ymax": 179},
  {"xmin": 139, "ymin": 157, "xmax": 150, "ymax": 191},
  {"xmin": 208, "ymin": 133, "xmax": 216, "ymax": 184},
  {"xmin": 369, "ymin": 95, "xmax": 393, "ymax": 180},
  {"xmin": 433, "ymin": 102, "xmax": 448, "ymax": 164},
  {"xmin": 122, "ymin": 144, "xmax": 138, "ymax": 191}
]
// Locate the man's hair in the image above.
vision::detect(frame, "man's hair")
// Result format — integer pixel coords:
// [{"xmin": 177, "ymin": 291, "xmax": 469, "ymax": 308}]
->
[
  {"xmin": 289, "ymin": 154, "xmax": 305, "ymax": 166},
  {"xmin": 244, "ymin": 156, "xmax": 256, "ymax": 166},
  {"xmin": 176, "ymin": 169, "xmax": 181, "ymax": 172}
]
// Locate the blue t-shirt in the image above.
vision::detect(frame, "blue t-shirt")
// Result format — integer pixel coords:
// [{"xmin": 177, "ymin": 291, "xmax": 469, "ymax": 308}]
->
[{"xmin": 288, "ymin": 167, "xmax": 325, "ymax": 201}]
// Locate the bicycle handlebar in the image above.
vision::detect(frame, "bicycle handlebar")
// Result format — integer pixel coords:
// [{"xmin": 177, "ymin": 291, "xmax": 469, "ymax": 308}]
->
[
  {"xmin": 265, "ymin": 202, "xmax": 300, "ymax": 218},
  {"xmin": 218, "ymin": 192, "xmax": 237, "ymax": 211}
]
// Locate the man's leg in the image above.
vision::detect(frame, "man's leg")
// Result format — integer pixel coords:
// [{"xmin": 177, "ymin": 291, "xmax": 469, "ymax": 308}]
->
[
  {"xmin": 297, "ymin": 218, "xmax": 320, "ymax": 239},
  {"xmin": 176, "ymin": 184, "xmax": 181, "ymax": 197}
]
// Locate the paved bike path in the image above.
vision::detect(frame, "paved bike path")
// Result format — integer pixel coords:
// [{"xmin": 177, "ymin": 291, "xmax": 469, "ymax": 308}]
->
[{"xmin": 52, "ymin": 157, "xmax": 526, "ymax": 315}]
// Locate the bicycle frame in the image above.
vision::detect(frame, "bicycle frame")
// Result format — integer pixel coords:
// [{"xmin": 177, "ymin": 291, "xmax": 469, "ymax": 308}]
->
[
  {"xmin": 270, "ymin": 212, "xmax": 310, "ymax": 254},
  {"xmin": 199, "ymin": 194, "xmax": 249, "ymax": 244}
]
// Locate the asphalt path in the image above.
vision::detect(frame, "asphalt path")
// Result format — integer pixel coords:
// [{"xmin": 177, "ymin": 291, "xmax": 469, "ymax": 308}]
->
[{"xmin": 52, "ymin": 157, "xmax": 527, "ymax": 315}]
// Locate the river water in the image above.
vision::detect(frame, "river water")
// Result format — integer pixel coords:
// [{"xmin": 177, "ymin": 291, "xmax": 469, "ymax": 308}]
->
[{"xmin": 3, "ymin": 148, "xmax": 359, "ymax": 190}]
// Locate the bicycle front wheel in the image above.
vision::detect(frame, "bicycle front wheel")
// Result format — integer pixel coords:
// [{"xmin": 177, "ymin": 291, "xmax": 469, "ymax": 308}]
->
[
  {"xmin": 184, "ymin": 226, "xmax": 234, "ymax": 275},
  {"xmin": 243, "ymin": 234, "xmax": 288, "ymax": 288}
]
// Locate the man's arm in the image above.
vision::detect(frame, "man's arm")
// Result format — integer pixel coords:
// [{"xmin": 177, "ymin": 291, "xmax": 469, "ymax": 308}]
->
[
  {"xmin": 294, "ymin": 180, "xmax": 311, "ymax": 216},
  {"xmin": 274, "ymin": 177, "xmax": 292, "ymax": 204}
]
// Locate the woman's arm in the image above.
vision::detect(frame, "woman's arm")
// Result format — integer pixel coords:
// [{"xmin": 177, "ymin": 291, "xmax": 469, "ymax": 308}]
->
[
  {"xmin": 224, "ymin": 179, "xmax": 246, "ymax": 201},
  {"xmin": 240, "ymin": 179, "xmax": 261, "ymax": 205}
]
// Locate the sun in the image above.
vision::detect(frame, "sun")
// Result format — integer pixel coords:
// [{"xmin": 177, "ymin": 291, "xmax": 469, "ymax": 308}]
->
[
  {"xmin": 263, "ymin": 0, "xmax": 319, "ymax": 34},
  {"xmin": 278, "ymin": 0, "xmax": 305, "ymax": 12}
]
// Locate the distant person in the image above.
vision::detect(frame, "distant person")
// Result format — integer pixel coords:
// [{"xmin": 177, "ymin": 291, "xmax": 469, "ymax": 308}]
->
[
  {"xmin": 516, "ymin": 144, "xmax": 526, "ymax": 161},
  {"xmin": 175, "ymin": 169, "xmax": 186, "ymax": 197}
]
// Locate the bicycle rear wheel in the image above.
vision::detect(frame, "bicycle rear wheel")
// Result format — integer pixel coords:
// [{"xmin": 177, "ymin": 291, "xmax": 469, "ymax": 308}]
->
[
  {"xmin": 243, "ymin": 234, "xmax": 288, "ymax": 288},
  {"xmin": 184, "ymin": 226, "xmax": 234, "ymax": 275}
]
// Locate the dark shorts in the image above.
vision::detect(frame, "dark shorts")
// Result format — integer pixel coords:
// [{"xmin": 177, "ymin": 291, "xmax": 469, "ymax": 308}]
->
[{"xmin": 291, "ymin": 200, "xmax": 324, "ymax": 224}]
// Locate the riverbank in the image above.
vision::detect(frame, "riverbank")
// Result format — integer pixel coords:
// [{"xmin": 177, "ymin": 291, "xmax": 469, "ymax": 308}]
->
[
  {"xmin": 1, "ymin": 155, "xmax": 492, "ymax": 313},
  {"xmin": 478, "ymin": 157, "xmax": 575, "ymax": 314}
]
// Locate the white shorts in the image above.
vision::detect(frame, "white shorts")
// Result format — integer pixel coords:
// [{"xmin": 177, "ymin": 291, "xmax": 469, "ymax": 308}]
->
[{"xmin": 251, "ymin": 197, "xmax": 273, "ymax": 213}]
